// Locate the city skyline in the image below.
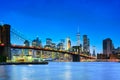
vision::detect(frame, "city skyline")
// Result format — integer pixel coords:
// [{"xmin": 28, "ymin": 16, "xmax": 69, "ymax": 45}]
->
[{"xmin": 0, "ymin": 0, "xmax": 120, "ymax": 53}]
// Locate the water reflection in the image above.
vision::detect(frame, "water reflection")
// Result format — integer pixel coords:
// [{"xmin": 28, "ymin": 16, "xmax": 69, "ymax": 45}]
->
[
  {"xmin": 0, "ymin": 62, "xmax": 120, "ymax": 80},
  {"xmin": 64, "ymin": 63, "xmax": 72, "ymax": 80}
]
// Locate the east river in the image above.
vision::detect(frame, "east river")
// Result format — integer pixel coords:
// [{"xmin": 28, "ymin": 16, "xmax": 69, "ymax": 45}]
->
[{"xmin": 0, "ymin": 62, "xmax": 120, "ymax": 80}]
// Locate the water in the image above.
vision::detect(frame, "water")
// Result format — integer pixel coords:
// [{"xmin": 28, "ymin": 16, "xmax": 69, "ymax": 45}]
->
[{"xmin": 0, "ymin": 62, "xmax": 120, "ymax": 80}]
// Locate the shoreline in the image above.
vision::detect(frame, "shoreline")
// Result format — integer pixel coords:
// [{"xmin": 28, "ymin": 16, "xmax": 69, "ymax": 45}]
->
[{"xmin": 0, "ymin": 62, "xmax": 48, "ymax": 65}]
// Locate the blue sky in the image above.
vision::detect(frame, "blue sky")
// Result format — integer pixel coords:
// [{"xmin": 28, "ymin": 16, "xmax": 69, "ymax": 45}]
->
[{"xmin": 0, "ymin": 0, "xmax": 120, "ymax": 53}]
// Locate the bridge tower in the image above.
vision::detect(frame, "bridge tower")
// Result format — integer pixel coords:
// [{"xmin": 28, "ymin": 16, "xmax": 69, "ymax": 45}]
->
[
  {"xmin": 72, "ymin": 55, "xmax": 80, "ymax": 62},
  {"xmin": 0, "ymin": 24, "xmax": 11, "ymax": 62}
]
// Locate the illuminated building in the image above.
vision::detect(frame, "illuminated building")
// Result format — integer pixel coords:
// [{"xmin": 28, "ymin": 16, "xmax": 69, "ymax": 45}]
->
[
  {"xmin": 57, "ymin": 43, "xmax": 64, "ymax": 50},
  {"xmin": 72, "ymin": 27, "xmax": 82, "ymax": 54},
  {"xmin": 60, "ymin": 39, "xmax": 65, "ymax": 50},
  {"xmin": 66, "ymin": 37, "xmax": 71, "ymax": 50},
  {"xmin": 76, "ymin": 26, "xmax": 80, "ymax": 46},
  {"xmin": 32, "ymin": 39, "xmax": 37, "ymax": 47},
  {"xmin": 51, "ymin": 43, "xmax": 56, "ymax": 49},
  {"xmin": 92, "ymin": 46, "xmax": 96, "ymax": 57},
  {"xmin": 103, "ymin": 38, "xmax": 113, "ymax": 57},
  {"xmin": 32, "ymin": 37, "xmax": 42, "ymax": 47},
  {"xmin": 46, "ymin": 38, "xmax": 52, "ymax": 46},
  {"xmin": 83, "ymin": 35, "xmax": 90, "ymax": 53},
  {"xmin": 31, "ymin": 37, "xmax": 42, "ymax": 57},
  {"xmin": 44, "ymin": 38, "xmax": 52, "ymax": 49},
  {"xmin": 112, "ymin": 47, "xmax": 120, "ymax": 54},
  {"xmin": 24, "ymin": 40, "xmax": 30, "ymax": 47},
  {"xmin": 36, "ymin": 37, "xmax": 42, "ymax": 47},
  {"xmin": 24, "ymin": 40, "xmax": 30, "ymax": 55}
]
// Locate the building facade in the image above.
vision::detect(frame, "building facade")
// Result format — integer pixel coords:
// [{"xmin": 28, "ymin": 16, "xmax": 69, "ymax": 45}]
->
[
  {"xmin": 24, "ymin": 40, "xmax": 30, "ymax": 47},
  {"xmin": 46, "ymin": 38, "xmax": 52, "ymax": 46},
  {"xmin": 83, "ymin": 35, "xmax": 90, "ymax": 53},
  {"xmin": 66, "ymin": 37, "xmax": 71, "ymax": 50},
  {"xmin": 32, "ymin": 37, "xmax": 42, "ymax": 47},
  {"xmin": 76, "ymin": 29, "xmax": 80, "ymax": 46},
  {"xmin": 103, "ymin": 38, "xmax": 113, "ymax": 57}
]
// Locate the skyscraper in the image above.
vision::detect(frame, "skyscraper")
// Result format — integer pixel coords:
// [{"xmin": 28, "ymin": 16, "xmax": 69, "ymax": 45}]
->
[
  {"xmin": 66, "ymin": 37, "xmax": 71, "ymax": 50},
  {"xmin": 83, "ymin": 35, "xmax": 90, "ymax": 53},
  {"xmin": 51, "ymin": 43, "xmax": 56, "ymax": 49},
  {"xmin": 103, "ymin": 38, "xmax": 113, "ymax": 57},
  {"xmin": 32, "ymin": 37, "xmax": 42, "ymax": 47},
  {"xmin": 36, "ymin": 37, "xmax": 42, "ymax": 47},
  {"xmin": 76, "ymin": 26, "xmax": 80, "ymax": 46},
  {"xmin": 32, "ymin": 39, "xmax": 37, "ymax": 47},
  {"xmin": 24, "ymin": 40, "xmax": 30, "ymax": 55},
  {"xmin": 57, "ymin": 43, "xmax": 64, "ymax": 50},
  {"xmin": 24, "ymin": 40, "xmax": 30, "ymax": 47},
  {"xmin": 92, "ymin": 46, "xmax": 96, "ymax": 56},
  {"xmin": 46, "ymin": 38, "xmax": 52, "ymax": 46}
]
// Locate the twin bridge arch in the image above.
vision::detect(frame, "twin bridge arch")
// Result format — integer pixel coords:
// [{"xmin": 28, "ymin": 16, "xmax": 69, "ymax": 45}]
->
[{"xmin": 0, "ymin": 24, "xmax": 96, "ymax": 62}]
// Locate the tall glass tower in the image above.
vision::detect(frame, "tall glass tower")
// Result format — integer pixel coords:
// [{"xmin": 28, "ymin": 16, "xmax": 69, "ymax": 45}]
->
[
  {"xmin": 103, "ymin": 38, "xmax": 113, "ymax": 57},
  {"xmin": 76, "ymin": 26, "xmax": 80, "ymax": 46}
]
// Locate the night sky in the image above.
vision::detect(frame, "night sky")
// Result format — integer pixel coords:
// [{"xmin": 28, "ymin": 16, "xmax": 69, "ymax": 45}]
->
[{"xmin": 0, "ymin": 0, "xmax": 120, "ymax": 53}]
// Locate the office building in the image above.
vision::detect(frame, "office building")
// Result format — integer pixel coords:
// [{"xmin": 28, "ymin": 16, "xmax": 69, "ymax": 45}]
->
[
  {"xmin": 103, "ymin": 38, "xmax": 113, "ymax": 57},
  {"xmin": 36, "ymin": 37, "xmax": 42, "ymax": 47},
  {"xmin": 23, "ymin": 40, "xmax": 30, "ymax": 55},
  {"xmin": 46, "ymin": 38, "xmax": 52, "ymax": 46},
  {"xmin": 57, "ymin": 43, "xmax": 64, "ymax": 50},
  {"xmin": 24, "ymin": 40, "xmax": 30, "ymax": 47},
  {"xmin": 76, "ymin": 26, "xmax": 80, "ymax": 46},
  {"xmin": 112, "ymin": 47, "xmax": 120, "ymax": 54},
  {"xmin": 66, "ymin": 37, "xmax": 71, "ymax": 50},
  {"xmin": 32, "ymin": 39, "xmax": 37, "ymax": 47},
  {"xmin": 92, "ymin": 46, "xmax": 96, "ymax": 56},
  {"xmin": 83, "ymin": 35, "xmax": 90, "ymax": 53},
  {"xmin": 32, "ymin": 37, "xmax": 42, "ymax": 47},
  {"xmin": 51, "ymin": 43, "xmax": 56, "ymax": 49}
]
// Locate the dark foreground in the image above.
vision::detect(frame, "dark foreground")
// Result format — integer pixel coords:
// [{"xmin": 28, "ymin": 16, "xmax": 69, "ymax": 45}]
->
[{"xmin": 0, "ymin": 62, "xmax": 48, "ymax": 65}]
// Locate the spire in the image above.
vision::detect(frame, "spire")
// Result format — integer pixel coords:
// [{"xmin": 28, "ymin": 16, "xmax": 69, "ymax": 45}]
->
[
  {"xmin": 76, "ymin": 25, "xmax": 80, "ymax": 46},
  {"xmin": 77, "ymin": 25, "xmax": 80, "ymax": 34}
]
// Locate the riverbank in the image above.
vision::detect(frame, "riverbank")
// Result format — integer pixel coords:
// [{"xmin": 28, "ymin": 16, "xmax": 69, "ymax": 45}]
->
[{"xmin": 0, "ymin": 61, "xmax": 48, "ymax": 65}]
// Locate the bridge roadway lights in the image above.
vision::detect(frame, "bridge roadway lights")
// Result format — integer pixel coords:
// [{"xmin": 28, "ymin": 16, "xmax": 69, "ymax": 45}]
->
[{"xmin": 72, "ymin": 54, "xmax": 80, "ymax": 62}]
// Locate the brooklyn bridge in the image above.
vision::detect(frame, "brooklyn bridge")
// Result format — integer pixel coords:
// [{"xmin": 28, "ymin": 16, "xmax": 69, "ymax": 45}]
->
[{"xmin": 0, "ymin": 24, "xmax": 96, "ymax": 62}]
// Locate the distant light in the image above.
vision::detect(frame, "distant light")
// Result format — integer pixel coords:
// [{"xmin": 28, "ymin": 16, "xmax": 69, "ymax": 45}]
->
[{"xmin": 1, "ymin": 43, "xmax": 5, "ymax": 46}]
